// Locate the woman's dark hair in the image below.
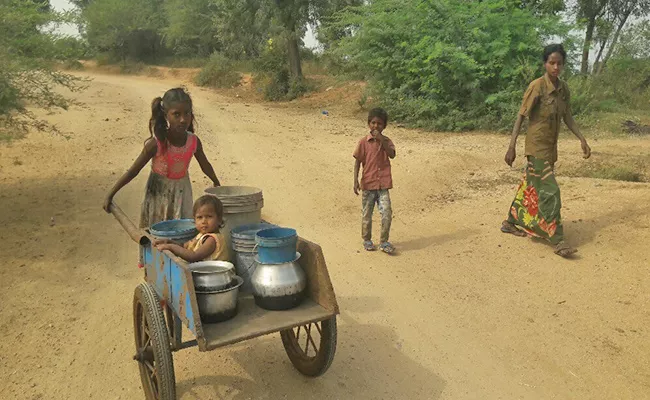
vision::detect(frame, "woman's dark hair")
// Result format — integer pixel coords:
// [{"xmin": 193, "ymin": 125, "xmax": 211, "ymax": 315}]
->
[
  {"xmin": 368, "ymin": 107, "xmax": 389, "ymax": 125},
  {"xmin": 193, "ymin": 195, "xmax": 224, "ymax": 218},
  {"xmin": 543, "ymin": 43, "xmax": 567, "ymax": 63},
  {"xmin": 149, "ymin": 87, "xmax": 196, "ymax": 143}
]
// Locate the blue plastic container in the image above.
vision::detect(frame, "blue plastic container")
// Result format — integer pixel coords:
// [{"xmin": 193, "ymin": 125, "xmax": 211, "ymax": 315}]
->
[
  {"xmin": 255, "ymin": 228, "xmax": 298, "ymax": 264},
  {"xmin": 150, "ymin": 219, "xmax": 198, "ymax": 243}
]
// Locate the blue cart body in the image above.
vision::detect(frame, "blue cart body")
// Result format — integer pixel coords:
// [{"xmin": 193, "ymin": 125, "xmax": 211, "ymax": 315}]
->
[{"xmin": 110, "ymin": 204, "xmax": 339, "ymax": 352}]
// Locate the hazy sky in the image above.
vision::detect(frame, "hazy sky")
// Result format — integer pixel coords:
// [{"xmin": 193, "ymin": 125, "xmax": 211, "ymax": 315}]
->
[
  {"xmin": 50, "ymin": 0, "xmax": 78, "ymax": 36},
  {"xmin": 49, "ymin": 0, "xmax": 321, "ymax": 49}
]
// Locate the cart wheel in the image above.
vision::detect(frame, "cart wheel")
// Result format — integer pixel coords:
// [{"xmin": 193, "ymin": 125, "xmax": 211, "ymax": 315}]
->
[
  {"xmin": 133, "ymin": 283, "xmax": 176, "ymax": 400},
  {"xmin": 164, "ymin": 304, "xmax": 182, "ymax": 351},
  {"xmin": 280, "ymin": 316, "xmax": 337, "ymax": 377}
]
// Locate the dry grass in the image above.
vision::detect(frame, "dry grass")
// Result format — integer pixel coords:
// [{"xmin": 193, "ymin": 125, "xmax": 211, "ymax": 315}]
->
[
  {"xmin": 577, "ymin": 111, "xmax": 650, "ymax": 138},
  {"xmin": 564, "ymin": 158, "xmax": 649, "ymax": 182},
  {"xmin": 144, "ymin": 67, "xmax": 163, "ymax": 77}
]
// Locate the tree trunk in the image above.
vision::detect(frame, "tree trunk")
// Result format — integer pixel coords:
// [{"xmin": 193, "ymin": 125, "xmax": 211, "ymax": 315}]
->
[
  {"xmin": 287, "ymin": 27, "xmax": 303, "ymax": 78},
  {"xmin": 581, "ymin": 18, "xmax": 597, "ymax": 74},
  {"xmin": 596, "ymin": 11, "xmax": 631, "ymax": 75},
  {"xmin": 594, "ymin": 39, "xmax": 607, "ymax": 69}
]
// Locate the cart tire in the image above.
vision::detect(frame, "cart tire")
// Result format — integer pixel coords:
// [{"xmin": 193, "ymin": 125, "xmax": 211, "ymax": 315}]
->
[
  {"xmin": 280, "ymin": 316, "xmax": 337, "ymax": 377},
  {"xmin": 133, "ymin": 283, "xmax": 176, "ymax": 400}
]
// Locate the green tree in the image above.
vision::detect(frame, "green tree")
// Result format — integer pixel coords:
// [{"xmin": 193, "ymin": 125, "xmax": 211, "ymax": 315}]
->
[
  {"xmin": 212, "ymin": 0, "xmax": 273, "ymax": 59},
  {"xmin": 595, "ymin": 0, "xmax": 650, "ymax": 74},
  {"xmin": 593, "ymin": 16, "xmax": 614, "ymax": 67},
  {"xmin": 69, "ymin": 0, "xmax": 90, "ymax": 8},
  {"xmin": 82, "ymin": 0, "xmax": 167, "ymax": 62},
  {"xmin": 615, "ymin": 20, "xmax": 650, "ymax": 59},
  {"xmin": 333, "ymin": 0, "xmax": 570, "ymax": 130},
  {"xmin": 315, "ymin": 0, "xmax": 363, "ymax": 50},
  {"xmin": 270, "ymin": 0, "xmax": 337, "ymax": 78},
  {"xmin": 163, "ymin": 0, "xmax": 221, "ymax": 57},
  {"xmin": 0, "ymin": 0, "xmax": 83, "ymax": 126},
  {"xmin": 272, "ymin": 0, "xmax": 311, "ymax": 78},
  {"xmin": 519, "ymin": 0, "xmax": 566, "ymax": 15},
  {"xmin": 575, "ymin": 0, "xmax": 610, "ymax": 74}
]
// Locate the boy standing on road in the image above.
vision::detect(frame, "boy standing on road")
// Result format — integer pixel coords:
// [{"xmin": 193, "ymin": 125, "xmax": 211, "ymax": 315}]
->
[{"xmin": 353, "ymin": 108, "xmax": 396, "ymax": 254}]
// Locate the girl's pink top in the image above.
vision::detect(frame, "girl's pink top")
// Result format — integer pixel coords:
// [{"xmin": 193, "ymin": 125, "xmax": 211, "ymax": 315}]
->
[{"xmin": 151, "ymin": 133, "xmax": 198, "ymax": 179}]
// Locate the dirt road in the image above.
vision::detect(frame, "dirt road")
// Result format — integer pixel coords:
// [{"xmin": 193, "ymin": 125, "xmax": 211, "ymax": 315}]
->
[{"xmin": 1, "ymin": 72, "xmax": 649, "ymax": 400}]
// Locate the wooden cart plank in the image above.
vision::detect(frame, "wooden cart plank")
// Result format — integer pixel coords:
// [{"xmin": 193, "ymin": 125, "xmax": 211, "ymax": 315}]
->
[{"xmin": 201, "ymin": 295, "xmax": 334, "ymax": 351}]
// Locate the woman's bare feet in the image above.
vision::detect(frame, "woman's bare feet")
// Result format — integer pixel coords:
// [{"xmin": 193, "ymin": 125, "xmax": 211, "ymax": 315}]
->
[
  {"xmin": 501, "ymin": 220, "xmax": 527, "ymax": 237},
  {"xmin": 554, "ymin": 241, "xmax": 578, "ymax": 258}
]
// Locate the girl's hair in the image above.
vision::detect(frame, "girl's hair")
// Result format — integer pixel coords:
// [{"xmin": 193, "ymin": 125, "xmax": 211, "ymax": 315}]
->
[
  {"xmin": 368, "ymin": 107, "xmax": 389, "ymax": 125},
  {"xmin": 543, "ymin": 44, "xmax": 566, "ymax": 63},
  {"xmin": 193, "ymin": 195, "xmax": 224, "ymax": 219},
  {"xmin": 149, "ymin": 87, "xmax": 197, "ymax": 143}
]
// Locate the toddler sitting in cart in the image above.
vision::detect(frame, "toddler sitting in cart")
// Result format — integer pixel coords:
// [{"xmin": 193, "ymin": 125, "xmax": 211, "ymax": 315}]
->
[{"xmin": 154, "ymin": 195, "xmax": 229, "ymax": 262}]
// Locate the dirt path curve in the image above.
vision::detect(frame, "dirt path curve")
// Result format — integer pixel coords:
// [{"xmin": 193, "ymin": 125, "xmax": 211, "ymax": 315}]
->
[{"xmin": 1, "ymin": 72, "xmax": 649, "ymax": 400}]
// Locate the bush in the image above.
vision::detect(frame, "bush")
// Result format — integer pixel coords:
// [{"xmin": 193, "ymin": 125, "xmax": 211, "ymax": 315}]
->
[
  {"xmin": 95, "ymin": 53, "xmax": 115, "ymax": 66},
  {"xmin": 260, "ymin": 69, "xmax": 313, "ymax": 101},
  {"xmin": 52, "ymin": 37, "xmax": 92, "ymax": 61},
  {"xmin": 263, "ymin": 68, "xmax": 290, "ymax": 101},
  {"xmin": 596, "ymin": 57, "xmax": 650, "ymax": 110},
  {"xmin": 0, "ymin": 70, "xmax": 20, "ymax": 116},
  {"xmin": 0, "ymin": 0, "xmax": 84, "ymax": 134},
  {"xmin": 254, "ymin": 42, "xmax": 313, "ymax": 101},
  {"xmin": 119, "ymin": 61, "xmax": 146, "ymax": 74},
  {"xmin": 62, "ymin": 60, "xmax": 85, "ymax": 70},
  {"xmin": 567, "ymin": 57, "xmax": 650, "ymax": 121},
  {"xmin": 194, "ymin": 53, "xmax": 241, "ymax": 88},
  {"xmin": 164, "ymin": 57, "xmax": 209, "ymax": 68},
  {"xmin": 83, "ymin": 0, "xmax": 168, "ymax": 64},
  {"xmin": 332, "ymin": 0, "xmax": 570, "ymax": 131}
]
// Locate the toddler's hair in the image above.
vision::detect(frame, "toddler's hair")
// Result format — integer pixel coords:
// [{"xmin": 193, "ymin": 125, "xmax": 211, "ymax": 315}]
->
[{"xmin": 193, "ymin": 195, "xmax": 224, "ymax": 218}]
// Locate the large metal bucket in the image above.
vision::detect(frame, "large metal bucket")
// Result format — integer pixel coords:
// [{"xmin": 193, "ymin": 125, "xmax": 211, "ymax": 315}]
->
[
  {"xmin": 230, "ymin": 222, "xmax": 278, "ymax": 293},
  {"xmin": 204, "ymin": 186, "xmax": 264, "ymax": 262}
]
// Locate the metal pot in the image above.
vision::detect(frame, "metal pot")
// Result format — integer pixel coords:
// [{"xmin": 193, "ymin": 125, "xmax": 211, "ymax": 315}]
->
[
  {"xmin": 189, "ymin": 261, "xmax": 235, "ymax": 292},
  {"xmin": 195, "ymin": 276, "xmax": 244, "ymax": 323},
  {"xmin": 251, "ymin": 252, "xmax": 307, "ymax": 311}
]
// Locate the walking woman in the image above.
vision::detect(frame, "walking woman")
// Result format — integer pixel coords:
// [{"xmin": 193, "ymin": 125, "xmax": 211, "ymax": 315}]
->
[{"xmin": 501, "ymin": 43, "xmax": 591, "ymax": 258}]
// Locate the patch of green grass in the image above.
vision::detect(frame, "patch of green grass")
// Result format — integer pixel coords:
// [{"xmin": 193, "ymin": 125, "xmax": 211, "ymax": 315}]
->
[
  {"xmin": 194, "ymin": 53, "xmax": 241, "ymax": 88},
  {"xmin": 565, "ymin": 161, "xmax": 646, "ymax": 182},
  {"xmin": 577, "ymin": 110, "xmax": 650, "ymax": 137}
]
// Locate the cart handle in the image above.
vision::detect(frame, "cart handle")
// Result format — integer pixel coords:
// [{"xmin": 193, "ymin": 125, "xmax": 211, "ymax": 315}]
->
[{"xmin": 109, "ymin": 202, "xmax": 150, "ymax": 245}]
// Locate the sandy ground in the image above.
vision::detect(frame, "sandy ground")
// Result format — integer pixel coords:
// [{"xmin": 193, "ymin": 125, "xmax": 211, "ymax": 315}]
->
[{"xmin": 1, "ymin": 72, "xmax": 649, "ymax": 400}]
